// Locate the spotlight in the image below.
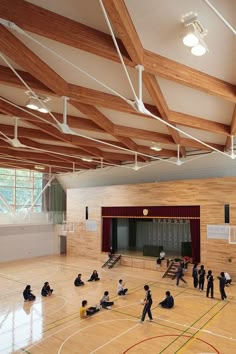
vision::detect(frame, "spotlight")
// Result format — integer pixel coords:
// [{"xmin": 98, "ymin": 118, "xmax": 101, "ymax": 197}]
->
[
  {"xmin": 150, "ymin": 142, "xmax": 162, "ymax": 152},
  {"xmin": 181, "ymin": 13, "xmax": 208, "ymax": 56},
  {"xmin": 26, "ymin": 98, "xmax": 38, "ymax": 110},
  {"xmin": 25, "ymin": 91, "xmax": 51, "ymax": 113}
]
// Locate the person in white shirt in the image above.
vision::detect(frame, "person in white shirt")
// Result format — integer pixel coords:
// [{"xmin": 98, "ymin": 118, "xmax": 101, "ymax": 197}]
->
[
  {"xmin": 117, "ymin": 279, "xmax": 128, "ymax": 295},
  {"xmin": 157, "ymin": 250, "xmax": 165, "ymax": 266},
  {"xmin": 224, "ymin": 272, "xmax": 232, "ymax": 285}
]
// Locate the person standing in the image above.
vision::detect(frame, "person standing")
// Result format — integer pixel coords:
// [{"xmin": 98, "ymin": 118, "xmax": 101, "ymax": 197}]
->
[
  {"xmin": 206, "ymin": 270, "xmax": 214, "ymax": 298},
  {"xmin": 159, "ymin": 291, "xmax": 174, "ymax": 308},
  {"xmin": 175, "ymin": 262, "xmax": 187, "ymax": 286},
  {"xmin": 217, "ymin": 272, "xmax": 227, "ymax": 300},
  {"xmin": 117, "ymin": 279, "xmax": 128, "ymax": 295},
  {"xmin": 140, "ymin": 285, "xmax": 153, "ymax": 323},
  {"xmin": 192, "ymin": 263, "xmax": 198, "ymax": 288},
  {"xmin": 198, "ymin": 265, "xmax": 206, "ymax": 291}
]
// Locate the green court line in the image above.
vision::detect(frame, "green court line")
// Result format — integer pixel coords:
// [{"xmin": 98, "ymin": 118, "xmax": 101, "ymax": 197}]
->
[
  {"xmin": 158, "ymin": 298, "xmax": 229, "ymax": 354},
  {"xmin": 173, "ymin": 299, "xmax": 230, "ymax": 354}
]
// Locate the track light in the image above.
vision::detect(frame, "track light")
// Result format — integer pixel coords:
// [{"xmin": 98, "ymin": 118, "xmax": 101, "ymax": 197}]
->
[
  {"xmin": 150, "ymin": 142, "xmax": 162, "ymax": 152},
  {"xmin": 25, "ymin": 91, "xmax": 51, "ymax": 113},
  {"xmin": 181, "ymin": 13, "xmax": 208, "ymax": 56}
]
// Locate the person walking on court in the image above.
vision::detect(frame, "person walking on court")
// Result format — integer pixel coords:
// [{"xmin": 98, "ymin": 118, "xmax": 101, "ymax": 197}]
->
[
  {"xmin": 175, "ymin": 262, "xmax": 187, "ymax": 286},
  {"xmin": 140, "ymin": 285, "xmax": 153, "ymax": 323},
  {"xmin": 206, "ymin": 270, "xmax": 214, "ymax": 298},
  {"xmin": 217, "ymin": 272, "xmax": 227, "ymax": 300},
  {"xmin": 192, "ymin": 263, "xmax": 198, "ymax": 289},
  {"xmin": 159, "ymin": 291, "xmax": 174, "ymax": 308},
  {"xmin": 198, "ymin": 265, "xmax": 206, "ymax": 291},
  {"xmin": 74, "ymin": 274, "xmax": 85, "ymax": 286},
  {"xmin": 117, "ymin": 279, "xmax": 128, "ymax": 295},
  {"xmin": 88, "ymin": 270, "xmax": 100, "ymax": 282}
]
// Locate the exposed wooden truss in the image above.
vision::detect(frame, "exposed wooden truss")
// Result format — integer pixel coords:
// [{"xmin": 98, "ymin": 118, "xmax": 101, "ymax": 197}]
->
[{"xmin": 0, "ymin": 0, "xmax": 235, "ymax": 174}]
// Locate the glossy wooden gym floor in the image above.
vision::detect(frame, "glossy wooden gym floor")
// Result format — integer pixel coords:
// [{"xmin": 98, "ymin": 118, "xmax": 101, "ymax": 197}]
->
[{"xmin": 0, "ymin": 255, "xmax": 235, "ymax": 354}]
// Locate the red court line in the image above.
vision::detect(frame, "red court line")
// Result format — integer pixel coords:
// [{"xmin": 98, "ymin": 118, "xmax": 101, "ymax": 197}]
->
[{"xmin": 122, "ymin": 334, "xmax": 220, "ymax": 353}]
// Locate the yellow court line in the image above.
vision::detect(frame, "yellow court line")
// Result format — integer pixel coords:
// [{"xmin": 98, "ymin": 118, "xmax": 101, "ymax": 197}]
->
[{"xmin": 176, "ymin": 300, "xmax": 230, "ymax": 354}]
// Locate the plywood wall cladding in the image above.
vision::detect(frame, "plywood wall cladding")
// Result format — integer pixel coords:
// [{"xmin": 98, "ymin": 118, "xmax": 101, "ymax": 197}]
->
[{"xmin": 67, "ymin": 177, "xmax": 236, "ymax": 277}]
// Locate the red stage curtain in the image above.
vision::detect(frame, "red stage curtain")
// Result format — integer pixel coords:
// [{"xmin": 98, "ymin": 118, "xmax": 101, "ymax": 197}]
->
[
  {"xmin": 102, "ymin": 218, "xmax": 112, "ymax": 252},
  {"xmin": 190, "ymin": 219, "xmax": 200, "ymax": 263},
  {"xmin": 102, "ymin": 206, "xmax": 200, "ymax": 218}
]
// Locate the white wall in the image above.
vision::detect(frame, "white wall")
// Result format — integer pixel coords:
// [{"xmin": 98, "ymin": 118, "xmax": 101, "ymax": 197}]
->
[{"xmin": 0, "ymin": 224, "xmax": 56, "ymax": 262}]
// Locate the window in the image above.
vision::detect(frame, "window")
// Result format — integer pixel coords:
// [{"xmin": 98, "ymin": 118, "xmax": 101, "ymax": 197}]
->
[{"xmin": 0, "ymin": 168, "xmax": 44, "ymax": 213}]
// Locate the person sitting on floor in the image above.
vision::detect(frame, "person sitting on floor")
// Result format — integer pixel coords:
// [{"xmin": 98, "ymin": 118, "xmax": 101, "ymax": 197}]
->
[
  {"xmin": 117, "ymin": 279, "xmax": 128, "ymax": 295},
  {"xmin": 74, "ymin": 273, "xmax": 85, "ymax": 286},
  {"xmin": 80, "ymin": 300, "xmax": 100, "ymax": 318},
  {"xmin": 224, "ymin": 272, "xmax": 232, "ymax": 286},
  {"xmin": 41, "ymin": 282, "xmax": 53, "ymax": 296},
  {"xmin": 88, "ymin": 270, "xmax": 100, "ymax": 282},
  {"xmin": 23, "ymin": 285, "xmax": 36, "ymax": 302},
  {"xmin": 159, "ymin": 291, "xmax": 174, "ymax": 308},
  {"xmin": 100, "ymin": 291, "xmax": 114, "ymax": 309}
]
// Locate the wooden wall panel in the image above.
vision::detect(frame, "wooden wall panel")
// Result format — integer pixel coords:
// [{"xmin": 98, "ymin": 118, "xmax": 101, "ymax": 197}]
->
[{"xmin": 67, "ymin": 177, "xmax": 236, "ymax": 278}]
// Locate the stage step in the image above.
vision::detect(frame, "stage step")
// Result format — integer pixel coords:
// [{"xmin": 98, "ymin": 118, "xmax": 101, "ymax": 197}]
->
[
  {"xmin": 162, "ymin": 261, "xmax": 180, "ymax": 279},
  {"xmin": 102, "ymin": 254, "xmax": 121, "ymax": 269}
]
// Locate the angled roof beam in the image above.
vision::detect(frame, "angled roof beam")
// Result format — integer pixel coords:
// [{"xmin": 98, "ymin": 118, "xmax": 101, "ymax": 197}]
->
[
  {"xmin": 0, "ymin": 0, "xmax": 235, "ymax": 102},
  {"xmin": 102, "ymin": 0, "xmax": 185, "ymax": 157}
]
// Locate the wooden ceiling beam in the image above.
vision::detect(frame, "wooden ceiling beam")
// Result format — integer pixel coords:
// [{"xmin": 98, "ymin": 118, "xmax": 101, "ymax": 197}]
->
[
  {"xmin": 0, "ymin": 1, "xmax": 235, "ymax": 102},
  {"xmin": 143, "ymin": 72, "xmax": 186, "ymax": 157},
  {"xmin": 0, "ymin": 26, "xmax": 67, "ymax": 96},
  {"xmin": 102, "ymin": 0, "xmax": 143, "ymax": 63},
  {"xmin": 101, "ymin": 1, "xmax": 185, "ymax": 157},
  {"xmin": 0, "ymin": 0, "xmax": 131, "ymax": 64},
  {"xmin": 169, "ymin": 111, "xmax": 230, "ymax": 136},
  {"xmin": 144, "ymin": 50, "xmax": 236, "ymax": 103},
  {"xmin": 70, "ymin": 100, "xmax": 148, "ymax": 161},
  {"xmin": 225, "ymin": 105, "xmax": 236, "ymax": 151},
  {"xmin": 180, "ymin": 138, "xmax": 224, "ymax": 151},
  {"xmin": 0, "ymin": 99, "xmax": 105, "ymax": 158},
  {"xmin": 114, "ymin": 125, "xmax": 173, "ymax": 144},
  {"xmin": 1, "ymin": 68, "xmax": 231, "ymax": 137}
]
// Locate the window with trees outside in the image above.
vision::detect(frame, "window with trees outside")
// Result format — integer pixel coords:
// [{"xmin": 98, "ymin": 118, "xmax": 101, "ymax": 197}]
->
[{"xmin": 0, "ymin": 168, "xmax": 44, "ymax": 213}]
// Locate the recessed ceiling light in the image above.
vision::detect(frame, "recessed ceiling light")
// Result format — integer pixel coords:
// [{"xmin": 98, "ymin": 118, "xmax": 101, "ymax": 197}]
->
[{"xmin": 81, "ymin": 158, "xmax": 93, "ymax": 162}]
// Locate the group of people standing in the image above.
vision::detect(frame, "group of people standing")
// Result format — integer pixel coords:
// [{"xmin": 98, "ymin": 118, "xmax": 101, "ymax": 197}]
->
[{"xmin": 192, "ymin": 263, "xmax": 231, "ymax": 300}]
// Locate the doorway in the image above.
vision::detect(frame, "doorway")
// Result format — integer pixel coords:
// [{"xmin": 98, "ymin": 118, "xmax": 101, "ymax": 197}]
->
[{"xmin": 60, "ymin": 235, "xmax": 67, "ymax": 254}]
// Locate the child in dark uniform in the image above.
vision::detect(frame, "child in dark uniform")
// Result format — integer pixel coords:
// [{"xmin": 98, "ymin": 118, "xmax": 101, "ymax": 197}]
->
[
  {"xmin": 140, "ymin": 285, "xmax": 153, "ymax": 323},
  {"xmin": 192, "ymin": 263, "xmax": 198, "ymax": 289},
  {"xmin": 206, "ymin": 270, "xmax": 214, "ymax": 298},
  {"xmin": 198, "ymin": 265, "xmax": 206, "ymax": 291},
  {"xmin": 23, "ymin": 285, "xmax": 36, "ymax": 302},
  {"xmin": 217, "ymin": 272, "xmax": 227, "ymax": 300},
  {"xmin": 159, "ymin": 291, "xmax": 174, "ymax": 308}
]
